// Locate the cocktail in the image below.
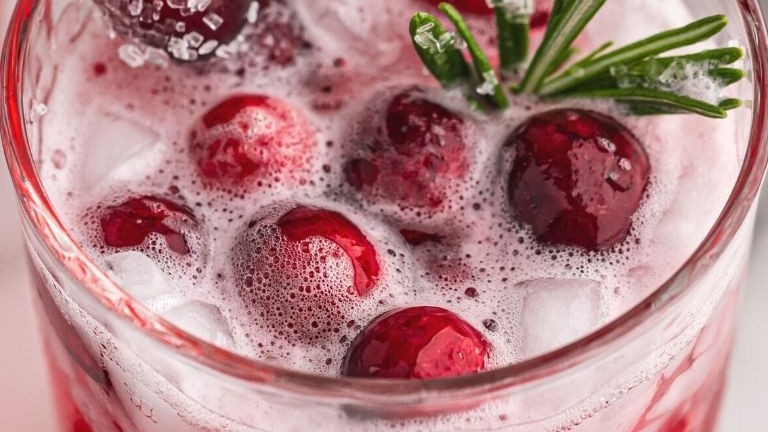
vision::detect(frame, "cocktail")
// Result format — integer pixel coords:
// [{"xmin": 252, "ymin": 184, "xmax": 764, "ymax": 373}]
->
[{"xmin": 2, "ymin": 0, "xmax": 767, "ymax": 431}]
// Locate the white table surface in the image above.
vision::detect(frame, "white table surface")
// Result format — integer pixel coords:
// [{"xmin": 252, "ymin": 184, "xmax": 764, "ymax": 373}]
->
[{"xmin": 1, "ymin": 3, "xmax": 767, "ymax": 432}]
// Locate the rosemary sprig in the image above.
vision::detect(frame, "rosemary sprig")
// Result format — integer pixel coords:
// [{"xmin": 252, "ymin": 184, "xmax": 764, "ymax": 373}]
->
[
  {"xmin": 565, "ymin": 41, "xmax": 614, "ymax": 73},
  {"xmin": 546, "ymin": 46, "xmax": 578, "ymax": 76},
  {"xmin": 407, "ymin": 0, "xmax": 745, "ymax": 118},
  {"xmin": 440, "ymin": 3, "xmax": 509, "ymax": 108},
  {"xmin": 518, "ymin": 0, "xmax": 606, "ymax": 93},
  {"xmin": 608, "ymin": 48, "xmax": 745, "ymax": 84},
  {"xmin": 409, "ymin": 13, "xmax": 471, "ymax": 88},
  {"xmin": 491, "ymin": 0, "xmax": 533, "ymax": 74},
  {"xmin": 539, "ymin": 15, "xmax": 730, "ymax": 96},
  {"xmin": 553, "ymin": 87, "xmax": 729, "ymax": 118}
]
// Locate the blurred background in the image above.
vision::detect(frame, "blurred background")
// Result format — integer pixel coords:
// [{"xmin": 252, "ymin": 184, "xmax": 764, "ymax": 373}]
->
[{"xmin": 1, "ymin": 1, "xmax": 767, "ymax": 431}]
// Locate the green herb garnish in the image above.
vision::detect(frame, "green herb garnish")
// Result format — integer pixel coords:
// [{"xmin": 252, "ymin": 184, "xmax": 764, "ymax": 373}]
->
[
  {"xmin": 408, "ymin": 1, "xmax": 745, "ymax": 117},
  {"xmin": 440, "ymin": 3, "xmax": 509, "ymax": 108},
  {"xmin": 491, "ymin": 0, "xmax": 534, "ymax": 74}
]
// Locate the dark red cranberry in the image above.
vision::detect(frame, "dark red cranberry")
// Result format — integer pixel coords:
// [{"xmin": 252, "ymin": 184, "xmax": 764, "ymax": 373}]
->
[
  {"xmin": 93, "ymin": 0, "xmax": 254, "ymax": 62},
  {"xmin": 189, "ymin": 94, "xmax": 314, "ymax": 188},
  {"xmin": 100, "ymin": 196, "xmax": 196, "ymax": 255},
  {"xmin": 277, "ymin": 206, "xmax": 380, "ymax": 296},
  {"xmin": 344, "ymin": 89, "xmax": 468, "ymax": 209},
  {"xmin": 400, "ymin": 229, "xmax": 442, "ymax": 246},
  {"xmin": 342, "ymin": 306, "xmax": 488, "ymax": 379},
  {"xmin": 233, "ymin": 204, "xmax": 380, "ymax": 342},
  {"xmin": 506, "ymin": 109, "xmax": 650, "ymax": 251}
]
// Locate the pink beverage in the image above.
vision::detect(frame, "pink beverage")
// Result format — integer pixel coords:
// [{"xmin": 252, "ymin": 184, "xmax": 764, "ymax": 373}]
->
[{"xmin": 2, "ymin": 0, "xmax": 768, "ymax": 431}]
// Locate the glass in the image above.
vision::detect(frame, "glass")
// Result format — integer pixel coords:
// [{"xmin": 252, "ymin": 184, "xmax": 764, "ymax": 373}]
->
[{"xmin": 2, "ymin": 1, "xmax": 767, "ymax": 431}]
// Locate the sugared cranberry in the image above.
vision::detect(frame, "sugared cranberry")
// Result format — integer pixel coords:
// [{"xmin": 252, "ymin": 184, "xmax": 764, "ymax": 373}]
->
[
  {"xmin": 100, "ymin": 196, "xmax": 196, "ymax": 255},
  {"xmin": 234, "ymin": 204, "xmax": 380, "ymax": 341},
  {"xmin": 93, "ymin": 0, "xmax": 253, "ymax": 62},
  {"xmin": 342, "ymin": 306, "xmax": 488, "ymax": 379},
  {"xmin": 344, "ymin": 89, "xmax": 468, "ymax": 209},
  {"xmin": 189, "ymin": 94, "xmax": 314, "ymax": 188},
  {"xmin": 277, "ymin": 206, "xmax": 380, "ymax": 295},
  {"xmin": 423, "ymin": 0, "xmax": 551, "ymax": 28},
  {"xmin": 506, "ymin": 109, "xmax": 650, "ymax": 251}
]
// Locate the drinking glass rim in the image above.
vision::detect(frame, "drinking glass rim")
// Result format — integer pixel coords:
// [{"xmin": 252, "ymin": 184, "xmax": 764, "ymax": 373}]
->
[{"xmin": 2, "ymin": 0, "xmax": 767, "ymax": 403}]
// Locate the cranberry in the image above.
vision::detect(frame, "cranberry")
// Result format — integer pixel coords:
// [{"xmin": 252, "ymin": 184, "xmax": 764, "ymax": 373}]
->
[
  {"xmin": 93, "ymin": 0, "xmax": 253, "ymax": 62},
  {"xmin": 234, "ymin": 204, "xmax": 380, "ymax": 342},
  {"xmin": 342, "ymin": 306, "xmax": 488, "ymax": 379},
  {"xmin": 506, "ymin": 109, "xmax": 650, "ymax": 251},
  {"xmin": 277, "ymin": 206, "xmax": 380, "ymax": 296},
  {"xmin": 100, "ymin": 196, "xmax": 196, "ymax": 255},
  {"xmin": 190, "ymin": 94, "xmax": 314, "ymax": 188},
  {"xmin": 344, "ymin": 89, "xmax": 468, "ymax": 209}
]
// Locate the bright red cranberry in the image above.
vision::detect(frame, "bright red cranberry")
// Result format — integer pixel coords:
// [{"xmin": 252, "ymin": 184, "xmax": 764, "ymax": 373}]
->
[
  {"xmin": 190, "ymin": 94, "xmax": 314, "ymax": 188},
  {"xmin": 507, "ymin": 109, "xmax": 650, "ymax": 251},
  {"xmin": 234, "ymin": 204, "xmax": 380, "ymax": 341},
  {"xmin": 100, "ymin": 196, "xmax": 196, "ymax": 255},
  {"xmin": 277, "ymin": 206, "xmax": 380, "ymax": 295},
  {"xmin": 93, "ymin": 0, "xmax": 253, "ymax": 62},
  {"xmin": 342, "ymin": 306, "xmax": 488, "ymax": 379},
  {"xmin": 344, "ymin": 90, "xmax": 468, "ymax": 209}
]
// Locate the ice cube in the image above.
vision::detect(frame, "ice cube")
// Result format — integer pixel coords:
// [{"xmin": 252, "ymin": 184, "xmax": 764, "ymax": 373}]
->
[
  {"xmin": 104, "ymin": 252, "xmax": 173, "ymax": 302},
  {"xmin": 519, "ymin": 278, "xmax": 603, "ymax": 358},
  {"xmin": 78, "ymin": 112, "xmax": 162, "ymax": 191},
  {"xmin": 162, "ymin": 301, "xmax": 235, "ymax": 350}
]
